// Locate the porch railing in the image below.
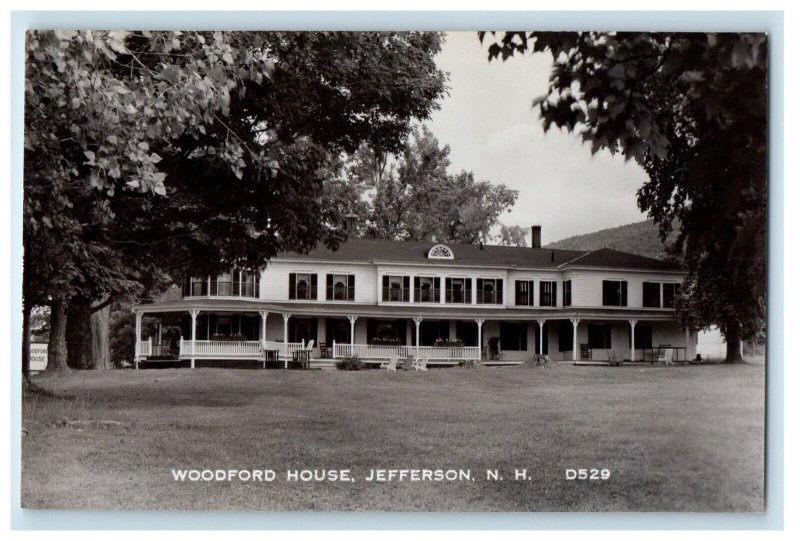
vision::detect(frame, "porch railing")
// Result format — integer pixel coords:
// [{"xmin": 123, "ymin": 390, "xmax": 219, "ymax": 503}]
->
[
  {"xmin": 174, "ymin": 339, "xmax": 305, "ymax": 359},
  {"xmin": 331, "ymin": 342, "xmax": 480, "ymax": 361},
  {"xmin": 137, "ymin": 337, "xmax": 152, "ymax": 357}
]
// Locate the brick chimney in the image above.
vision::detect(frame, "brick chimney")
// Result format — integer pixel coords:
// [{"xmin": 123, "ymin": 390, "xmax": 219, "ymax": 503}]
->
[
  {"xmin": 531, "ymin": 225, "xmax": 542, "ymax": 249},
  {"xmin": 344, "ymin": 213, "xmax": 358, "ymax": 238}
]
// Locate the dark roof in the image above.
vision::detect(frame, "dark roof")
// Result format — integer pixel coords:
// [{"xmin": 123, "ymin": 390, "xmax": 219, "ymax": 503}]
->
[
  {"xmin": 560, "ymin": 247, "xmax": 679, "ymax": 271},
  {"xmin": 277, "ymin": 239, "xmax": 680, "ymax": 272}
]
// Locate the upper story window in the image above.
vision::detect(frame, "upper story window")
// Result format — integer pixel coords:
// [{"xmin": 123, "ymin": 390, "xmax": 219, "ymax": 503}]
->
[
  {"xmin": 602, "ymin": 280, "xmax": 628, "ymax": 307},
  {"xmin": 643, "ymin": 282, "xmax": 661, "ymax": 308},
  {"xmin": 563, "ymin": 280, "xmax": 572, "ymax": 307},
  {"xmin": 289, "ymin": 273, "xmax": 318, "ymax": 300},
  {"xmin": 414, "ymin": 276, "xmax": 440, "ymax": 303},
  {"xmin": 382, "ymin": 275, "xmax": 410, "ymax": 302},
  {"xmin": 540, "ymin": 280, "xmax": 558, "ymax": 307},
  {"xmin": 445, "ymin": 277, "xmax": 472, "ymax": 304},
  {"xmin": 326, "ymin": 273, "xmax": 355, "ymax": 301},
  {"xmin": 427, "ymin": 244, "xmax": 454, "ymax": 260},
  {"xmin": 477, "ymin": 278, "xmax": 503, "ymax": 305},
  {"xmin": 515, "ymin": 280, "xmax": 534, "ymax": 306},
  {"xmin": 662, "ymin": 283, "xmax": 681, "ymax": 308},
  {"xmin": 183, "ymin": 269, "xmax": 260, "ymax": 299}
]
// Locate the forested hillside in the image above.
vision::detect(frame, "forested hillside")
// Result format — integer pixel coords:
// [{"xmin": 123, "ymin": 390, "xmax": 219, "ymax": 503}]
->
[{"xmin": 546, "ymin": 220, "xmax": 675, "ymax": 260}]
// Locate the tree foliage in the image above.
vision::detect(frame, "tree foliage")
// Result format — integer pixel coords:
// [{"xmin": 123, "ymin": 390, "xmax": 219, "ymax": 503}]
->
[
  {"xmin": 482, "ymin": 31, "xmax": 767, "ymax": 360},
  {"xmin": 330, "ymin": 126, "xmax": 521, "ymax": 244},
  {"xmin": 23, "ymin": 30, "xmax": 447, "ymax": 371}
]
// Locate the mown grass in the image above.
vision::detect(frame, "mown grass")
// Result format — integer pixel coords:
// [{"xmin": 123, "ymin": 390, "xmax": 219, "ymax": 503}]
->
[{"xmin": 21, "ymin": 362, "xmax": 764, "ymax": 512}]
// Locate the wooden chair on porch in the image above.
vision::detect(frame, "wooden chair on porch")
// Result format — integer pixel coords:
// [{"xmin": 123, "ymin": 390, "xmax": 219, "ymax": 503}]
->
[
  {"xmin": 379, "ymin": 356, "xmax": 399, "ymax": 372},
  {"xmin": 657, "ymin": 348, "xmax": 675, "ymax": 365},
  {"xmin": 606, "ymin": 349, "xmax": 623, "ymax": 367}
]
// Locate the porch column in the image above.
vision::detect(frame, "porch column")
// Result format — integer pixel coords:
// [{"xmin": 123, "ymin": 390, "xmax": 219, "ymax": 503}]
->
[
  {"xmin": 475, "ymin": 319, "xmax": 484, "ymax": 360},
  {"xmin": 537, "ymin": 319, "xmax": 546, "ymax": 355},
  {"xmin": 190, "ymin": 309, "xmax": 200, "ymax": 369},
  {"xmin": 347, "ymin": 315, "xmax": 358, "ymax": 349},
  {"xmin": 259, "ymin": 310, "xmax": 268, "ymax": 343},
  {"xmin": 134, "ymin": 311, "xmax": 143, "ymax": 369},
  {"xmin": 414, "ymin": 316, "xmax": 423, "ymax": 360},
  {"xmin": 629, "ymin": 319, "xmax": 637, "ymax": 362},
  {"xmin": 570, "ymin": 318, "xmax": 580, "ymax": 361},
  {"xmin": 283, "ymin": 313, "xmax": 291, "ymax": 367}
]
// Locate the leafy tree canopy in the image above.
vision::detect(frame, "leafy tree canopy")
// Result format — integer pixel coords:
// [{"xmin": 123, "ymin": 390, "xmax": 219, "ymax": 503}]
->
[
  {"xmin": 328, "ymin": 126, "xmax": 521, "ymax": 244},
  {"xmin": 24, "ymin": 30, "xmax": 447, "ymax": 297}
]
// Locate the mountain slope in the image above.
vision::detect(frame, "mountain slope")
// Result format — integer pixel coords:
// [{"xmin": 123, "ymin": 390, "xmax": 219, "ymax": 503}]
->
[{"xmin": 546, "ymin": 220, "xmax": 674, "ymax": 261}]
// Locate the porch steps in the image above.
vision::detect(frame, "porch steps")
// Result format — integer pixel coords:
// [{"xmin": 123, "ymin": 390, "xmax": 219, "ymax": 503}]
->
[{"xmin": 309, "ymin": 358, "xmax": 338, "ymax": 370}]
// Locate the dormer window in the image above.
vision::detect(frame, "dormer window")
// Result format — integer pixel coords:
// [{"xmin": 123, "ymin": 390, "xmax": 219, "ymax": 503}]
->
[{"xmin": 427, "ymin": 244, "xmax": 454, "ymax": 260}]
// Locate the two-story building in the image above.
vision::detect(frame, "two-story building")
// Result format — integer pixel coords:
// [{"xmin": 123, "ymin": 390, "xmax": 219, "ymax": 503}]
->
[{"xmin": 132, "ymin": 227, "xmax": 693, "ymax": 368}]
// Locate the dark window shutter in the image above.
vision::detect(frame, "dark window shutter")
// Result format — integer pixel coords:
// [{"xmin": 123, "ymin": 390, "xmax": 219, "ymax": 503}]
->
[
  {"xmin": 529, "ymin": 280, "xmax": 535, "ymax": 305},
  {"xmin": 310, "ymin": 274, "xmax": 318, "ymax": 299},
  {"xmin": 347, "ymin": 275, "xmax": 355, "ymax": 300},
  {"xmin": 497, "ymin": 280, "xmax": 503, "ymax": 304},
  {"xmin": 326, "ymin": 274, "xmax": 333, "ymax": 300},
  {"xmin": 621, "ymin": 281, "xmax": 628, "ymax": 306},
  {"xmin": 466, "ymin": 278, "xmax": 472, "ymax": 302},
  {"xmin": 434, "ymin": 277, "xmax": 440, "ymax": 302},
  {"xmin": 289, "ymin": 273, "xmax": 296, "ymax": 300},
  {"xmin": 383, "ymin": 275, "xmax": 389, "ymax": 288},
  {"xmin": 403, "ymin": 276, "xmax": 410, "ymax": 301},
  {"xmin": 539, "ymin": 281, "xmax": 546, "ymax": 306},
  {"xmin": 414, "ymin": 276, "xmax": 420, "ymax": 289},
  {"xmin": 310, "ymin": 318, "xmax": 318, "ymax": 343},
  {"xmin": 552, "ymin": 281, "xmax": 558, "ymax": 306}
]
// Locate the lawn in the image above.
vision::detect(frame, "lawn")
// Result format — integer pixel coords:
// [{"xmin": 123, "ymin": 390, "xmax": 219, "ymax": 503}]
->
[{"xmin": 20, "ymin": 362, "xmax": 765, "ymax": 512}]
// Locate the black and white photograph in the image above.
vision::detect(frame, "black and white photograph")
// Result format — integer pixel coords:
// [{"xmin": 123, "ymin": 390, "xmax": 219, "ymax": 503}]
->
[{"xmin": 17, "ymin": 24, "xmax": 770, "ymax": 517}]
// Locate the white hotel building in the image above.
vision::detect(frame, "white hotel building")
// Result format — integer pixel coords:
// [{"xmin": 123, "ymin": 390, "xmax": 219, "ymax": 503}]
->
[{"xmin": 132, "ymin": 227, "xmax": 693, "ymax": 368}]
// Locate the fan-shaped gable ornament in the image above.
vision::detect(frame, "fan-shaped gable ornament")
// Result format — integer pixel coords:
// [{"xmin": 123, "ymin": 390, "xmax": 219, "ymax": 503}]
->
[{"xmin": 427, "ymin": 244, "xmax": 454, "ymax": 260}]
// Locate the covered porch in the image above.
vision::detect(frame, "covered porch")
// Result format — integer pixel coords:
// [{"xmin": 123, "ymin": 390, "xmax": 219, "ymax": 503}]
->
[
  {"xmin": 132, "ymin": 300, "xmax": 306, "ymax": 369},
  {"xmin": 132, "ymin": 300, "xmax": 694, "ymax": 368}
]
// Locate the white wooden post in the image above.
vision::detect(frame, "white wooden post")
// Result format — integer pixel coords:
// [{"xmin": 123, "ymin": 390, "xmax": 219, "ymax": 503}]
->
[
  {"xmin": 259, "ymin": 310, "xmax": 268, "ymax": 343},
  {"xmin": 347, "ymin": 315, "xmax": 358, "ymax": 350},
  {"xmin": 190, "ymin": 309, "xmax": 200, "ymax": 369},
  {"xmin": 413, "ymin": 316, "xmax": 423, "ymax": 360},
  {"xmin": 332, "ymin": 340, "xmax": 337, "ymax": 359},
  {"xmin": 134, "ymin": 311, "xmax": 142, "ymax": 369},
  {"xmin": 282, "ymin": 313, "xmax": 291, "ymax": 368},
  {"xmin": 475, "ymin": 319, "xmax": 484, "ymax": 361},
  {"xmin": 571, "ymin": 318, "xmax": 580, "ymax": 361},
  {"xmin": 629, "ymin": 319, "xmax": 638, "ymax": 362},
  {"xmin": 537, "ymin": 319, "xmax": 546, "ymax": 355}
]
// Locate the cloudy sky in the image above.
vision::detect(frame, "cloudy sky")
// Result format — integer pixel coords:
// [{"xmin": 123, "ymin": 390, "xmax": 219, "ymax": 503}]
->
[{"xmin": 426, "ymin": 32, "xmax": 650, "ymax": 245}]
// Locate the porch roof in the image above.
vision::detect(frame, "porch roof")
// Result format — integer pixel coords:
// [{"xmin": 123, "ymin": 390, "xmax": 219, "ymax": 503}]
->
[{"xmin": 133, "ymin": 298, "xmax": 679, "ymax": 322}]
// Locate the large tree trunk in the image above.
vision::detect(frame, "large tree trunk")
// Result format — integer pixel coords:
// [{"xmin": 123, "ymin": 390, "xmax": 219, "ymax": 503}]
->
[
  {"xmin": 91, "ymin": 305, "xmax": 112, "ymax": 369},
  {"xmin": 66, "ymin": 297, "xmax": 93, "ymax": 369},
  {"xmin": 725, "ymin": 321, "xmax": 744, "ymax": 363},
  {"xmin": 22, "ymin": 301, "xmax": 32, "ymax": 384},
  {"xmin": 45, "ymin": 299, "xmax": 70, "ymax": 372}
]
